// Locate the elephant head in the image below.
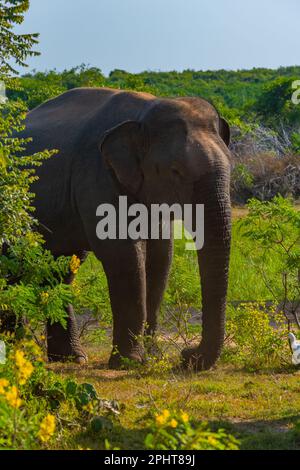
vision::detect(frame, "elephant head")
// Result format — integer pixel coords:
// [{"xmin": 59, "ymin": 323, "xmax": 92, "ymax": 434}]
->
[{"xmin": 100, "ymin": 97, "xmax": 231, "ymax": 370}]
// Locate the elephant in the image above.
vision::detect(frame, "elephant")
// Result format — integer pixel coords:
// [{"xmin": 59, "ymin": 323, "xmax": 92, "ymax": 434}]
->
[{"xmin": 15, "ymin": 87, "xmax": 232, "ymax": 371}]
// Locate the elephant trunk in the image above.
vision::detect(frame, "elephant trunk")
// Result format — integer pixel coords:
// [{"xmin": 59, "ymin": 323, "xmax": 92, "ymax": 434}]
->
[{"xmin": 182, "ymin": 163, "xmax": 231, "ymax": 370}]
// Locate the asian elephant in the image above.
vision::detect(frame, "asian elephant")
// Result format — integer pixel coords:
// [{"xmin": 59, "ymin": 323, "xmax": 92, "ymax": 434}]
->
[{"xmin": 17, "ymin": 87, "xmax": 231, "ymax": 371}]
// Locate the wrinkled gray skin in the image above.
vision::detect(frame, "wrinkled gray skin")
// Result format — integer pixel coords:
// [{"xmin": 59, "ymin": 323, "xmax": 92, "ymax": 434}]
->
[{"xmin": 18, "ymin": 87, "xmax": 231, "ymax": 370}]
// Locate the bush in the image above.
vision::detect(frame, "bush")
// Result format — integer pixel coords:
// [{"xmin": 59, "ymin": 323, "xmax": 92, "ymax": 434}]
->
[
  {"xmin": 145, "ymin": 409, "xmax": 239, "ymax": 450},
  {"xmin": 0, "ymin": 333, "xmax": 120, "ymax": 449},
  {"xmin": 0, "ymin": 336, "xmax": 56, "ymax": 448},
  {"xmin": 223, "ymin": 303, "xmax": 289, "ymax": 370},
  {"xmin": 72, "ymin": 254, "xmax": 112, "ymax": 323},
  {"xmin": 230, "ymin": 126, "xmax": 300, "ymax": 203},
  {"xmin": 238, "ymin": 197, "xmax": 300, "ymax": 327}
]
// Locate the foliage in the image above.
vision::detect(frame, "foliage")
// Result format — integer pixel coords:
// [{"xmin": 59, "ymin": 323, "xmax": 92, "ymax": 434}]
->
[
  {"xmin": 145, "ymin": 409, "xmax": 239, "ymax": 450},
  {"xmin": 0, "ymin": 0, "xmax": 78, "ymax": 332},
  {"xmin": 231, "ymin": 163, "xmax": 254, "ymax": 203},
  {"xmin": 291, "ymin": 132, "xmax": 300, "ymax": 153},
  {"xmin": 0, "ymin": 100, "xmax": 54, "ymax": 244},
  {"xmin": 0, "ymin": 334, "xmax": 120, "ymax": 449},
  {"xmin": 223, "ymin": 303, "xmax": 289, "ymax": 370},
  {"xmin": 0, "ymin": 0, "xmax": 39, "ymax": 77},
  {"xmin": 238, "ymin": 197, "xmax": 300, "ymax": 327},
  {"xmin": 72, "ymin": 254, "xmax": 112, "ymax": 322},
  {"xmin": 0, "ymin": 105, "xmax": 98, "ymax": 329},
  {"xmin": 0, "ymin": 337, "xmax": 55, "ymax": 449},
  {"xmin": 251, "ymin": 77, "xmax": 300, "ymax": 128}
]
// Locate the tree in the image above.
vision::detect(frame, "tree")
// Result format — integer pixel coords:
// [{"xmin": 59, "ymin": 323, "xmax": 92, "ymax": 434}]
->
[
  {"xmin": 252, "ymin": 77, "xmax": 300, "ymax": 129},
  {"xmin": 0, "ymin": 0, "xmax": 72, "ymax": 333},
  {"xmin": 0, "ymin": 0, "xmax": 39, "ymax": 76},
  {"xmin": 0, "ymin": 0, "xmax": 46, "ymax": 244}
]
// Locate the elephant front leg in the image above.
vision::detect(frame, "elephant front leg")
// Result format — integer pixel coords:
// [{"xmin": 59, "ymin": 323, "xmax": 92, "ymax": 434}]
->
[{"xmin": 102, "ymin": 241, "xmax": 147, "ymax": 369}]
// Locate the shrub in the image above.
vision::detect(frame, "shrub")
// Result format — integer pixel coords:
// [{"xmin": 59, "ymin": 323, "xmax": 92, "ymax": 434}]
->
[
  {"xmin": 0, "ymin": 237, "xmax": 77, "ymax": 332},
  {"xmin": 230, "ymin": 125, "xmax": 300, "ymax": 203},
  {"xmin": 145, "ymin": 409, "xmax": 239, "ymax": 450},
  {"xmin": 72, "ymin": 254, "xmax": 112, "ymax": 323},
  {"xmin": 238, "ymin": 196, "xmax": 300, "ymax": 328},
  {"xmin": 0, "ymin": 334, "xmax": 120, "ymax": 449},
  {"xmin": 223, "ymin": 303, "xmax": 289, "ymax": 370},
  {"xmin": 0, "ymin": 336, "xmax": 56, "ymax": 448}
]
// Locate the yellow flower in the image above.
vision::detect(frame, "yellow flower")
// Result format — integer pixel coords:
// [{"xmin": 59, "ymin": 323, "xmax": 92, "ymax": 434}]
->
[
  {"xmin": 38, "ymin": 414, "xmax": 56, "ymax": 442},
  {"xmin": 208, "ymin": 436, "xmax": 218, "ymax": 447},
  {"xmin": 15, "ymin": 350, "xmax": 34, "ymax": 385},
  {"xmin": 5, "ymin": 385, "xmax": 22, "ymax": 408},
  {"xmin": 170, "ymin": 419, "xmax": 178, "ymax": 428},
  {"xmin": 0, "ymin": 378, "xmax": 9, "ymax": 395},
  {"xmin": 40, "ymin": 335, "xmax": 46, "ymax": 341},
  {"xmin": 181, "ymin": 412, "xmax": 189, "ymax": 423},
  {"xmin": 83, "ymin": 402, "xmax": 94, "ymax": 414},
  {"xmin": 155, "ymin": 409, "xmax": 170, "ymax": 426},
  {"xmin": 70, "ymin": 255, "xmax": 81, "ymax": 274},
  {"xmin": 19, "ymin": 362, "xmax": 34, "ymax": 385},
  {"xmin": 40, "ymin": 292, "xmax": 49, "ymax": 304},
  {"xmin": 15, "ymin": 350, "xmax": 26, "ymax": 368},
  {"xmin": 156, "ymin": 414, "xmax": 166, "ymax": 426}
]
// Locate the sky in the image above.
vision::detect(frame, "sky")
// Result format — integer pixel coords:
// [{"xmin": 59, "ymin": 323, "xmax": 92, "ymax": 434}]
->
[{"xmin": 15, "ymin": 0, "xmax": 300, "ymax": 75}]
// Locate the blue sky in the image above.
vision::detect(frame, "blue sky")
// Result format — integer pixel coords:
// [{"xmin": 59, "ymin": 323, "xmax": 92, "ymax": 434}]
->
[{"xmin": 16, "ymin": 0, "xmax": 300, "ymax": 75}]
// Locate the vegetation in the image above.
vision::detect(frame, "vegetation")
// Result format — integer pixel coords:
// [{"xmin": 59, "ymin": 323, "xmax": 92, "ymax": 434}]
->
[
  {"xmin": 0, "ymin": 0, "xmax": 75, "ymax": 344},
  {"xmin": 0, "ymin": 0, "xmax": 39, "ymax": 77},
  {"xmin": 0, "ymin": 335, "xmax": 122, "ymax": 449}
]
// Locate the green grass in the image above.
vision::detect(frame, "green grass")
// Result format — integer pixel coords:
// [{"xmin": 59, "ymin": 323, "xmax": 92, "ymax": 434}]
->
[{"xmin": 49, "ymin": 339, "xmax": 300, "ymax": 450}]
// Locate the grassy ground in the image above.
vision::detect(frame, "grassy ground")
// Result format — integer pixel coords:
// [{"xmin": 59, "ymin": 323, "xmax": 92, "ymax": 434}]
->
[{"xmin": 49, "ymin": 338, "xmax": 300, "ymax": 450}]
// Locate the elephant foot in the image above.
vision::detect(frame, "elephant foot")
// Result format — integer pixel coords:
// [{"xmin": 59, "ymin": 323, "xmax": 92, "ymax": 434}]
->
[
  {"xmin": 181, "ymin": 346, "xmax": 217, "ymax": 372},
  {"xmin": 108, "ymin": 347, "xmax": 144, "ymax": 370},
  {"xmin": 47, "ymin": 312, "xmax": 88, "ymax": 365},
  {"xmin": 74, "ymin": 353, "xmax": 88, "ymax": 365},
  {"xmin": 48, "ymin": 346, "xmax": 88, "ymax": 365}
]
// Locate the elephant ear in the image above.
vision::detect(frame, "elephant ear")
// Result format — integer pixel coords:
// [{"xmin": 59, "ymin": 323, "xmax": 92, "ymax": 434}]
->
[
  {"xmin": 219, "ymin": 117, "xmax": 231, "ymax": 147},
  {"xmin": 99, "ymin": 121, "xmax": 146, "ymax": 195}
]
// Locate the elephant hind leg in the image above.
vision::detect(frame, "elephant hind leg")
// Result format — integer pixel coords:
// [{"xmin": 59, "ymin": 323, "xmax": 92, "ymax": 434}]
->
[
  {"xmin": 47, "ymin": 305, "xmax": 87, "ymax": 364},
  {"xmin": 47, "ymin": 251, "xmax": 88, "ymax": 364}
]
